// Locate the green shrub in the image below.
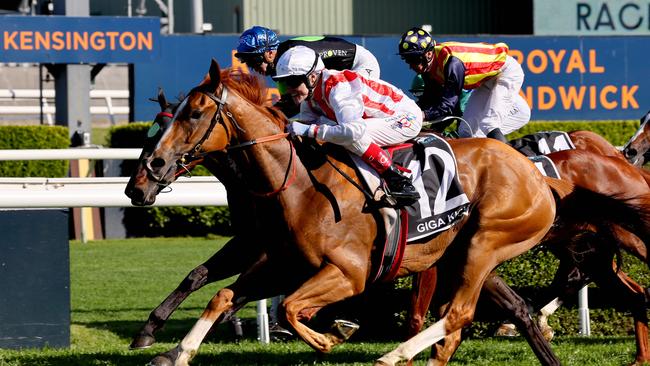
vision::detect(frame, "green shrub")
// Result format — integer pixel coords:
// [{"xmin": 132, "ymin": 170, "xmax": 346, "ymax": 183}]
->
[
  {"xmin": 510, "ymin": 120, "xmax": 639, "ymax": 146},
  {"xmin": 0, "ymin": 125, "xmax": 69, "ymax": 177}
]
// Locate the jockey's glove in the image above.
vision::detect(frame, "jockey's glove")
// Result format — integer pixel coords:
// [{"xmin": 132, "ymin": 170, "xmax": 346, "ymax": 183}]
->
[{"xmin": 288, "ymin": 121, "xmax": 318, "ymax": 139}]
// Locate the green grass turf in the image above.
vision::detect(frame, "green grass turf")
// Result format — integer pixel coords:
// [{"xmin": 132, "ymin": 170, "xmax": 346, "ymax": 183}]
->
[{"xmin": 0, "ymin": 237, "xmax": 642, "ymax": 365}]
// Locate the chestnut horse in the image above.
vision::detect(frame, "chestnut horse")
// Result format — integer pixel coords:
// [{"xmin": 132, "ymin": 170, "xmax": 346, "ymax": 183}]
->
[
  {"xmin": 407, "ymin": 149, "xmax": 650, "ymax": 366},
  {"xmin": 128, "ymin": 91, "xmax": 565, "ymax": 366},
  {"xmin": 130, "ymin": 90, "xmax": 568, "ymax": 366},
  {"xmin": 126, "ymin": 60, "xmax": 646, "ymax": 366}
]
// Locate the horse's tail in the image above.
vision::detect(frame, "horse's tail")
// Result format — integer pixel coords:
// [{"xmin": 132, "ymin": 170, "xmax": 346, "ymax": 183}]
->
[{"xmin": 544, "ymin": 176, "xmax": 650, "ymax": 269}]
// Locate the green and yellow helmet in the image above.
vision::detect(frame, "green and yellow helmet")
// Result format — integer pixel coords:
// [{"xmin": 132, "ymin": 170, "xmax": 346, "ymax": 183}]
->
[{"xmin": 398, "ymin": 27, "xmax": 435, "ymax": 57}]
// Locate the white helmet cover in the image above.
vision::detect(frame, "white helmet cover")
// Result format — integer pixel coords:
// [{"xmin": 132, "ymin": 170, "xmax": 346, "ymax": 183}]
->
[{"xmin": 273, "ymin": 45, "xmax": 325, "ymax": 80}]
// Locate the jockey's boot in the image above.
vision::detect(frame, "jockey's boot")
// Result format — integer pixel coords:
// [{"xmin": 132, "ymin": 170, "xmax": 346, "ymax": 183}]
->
[
  {"xmin": 487, "ymin": 127, "xmax": 508, "ymax": 143},
  {"xmin": 381, "ymin": 165, "xmax": 420, "ymax": 204},
  {"xmin": 361, "ymin": 142, "xmax": 420, "ymax": 206}
]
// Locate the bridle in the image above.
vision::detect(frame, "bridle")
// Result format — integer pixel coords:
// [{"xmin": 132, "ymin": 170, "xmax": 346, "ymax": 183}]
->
[
  {"xmin": 154, "ymin": 84, "xmax": 297, "ymax": 197},
  {"xmin": 178, "ymin": 86, "xmax": 230, "ymax": 166}
]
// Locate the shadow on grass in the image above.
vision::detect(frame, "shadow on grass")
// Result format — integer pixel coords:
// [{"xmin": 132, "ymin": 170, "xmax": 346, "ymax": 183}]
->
[
  {"xmin": 1, "ymin": 348, "xmax": 382, "ymax": 366},
  {"xmin": 552, "ymin": 335, "xmax": 634, "ymax": 346},
  {"xmin": 80, "ymin": 318, "xmax": 270, "ymax": 344}
]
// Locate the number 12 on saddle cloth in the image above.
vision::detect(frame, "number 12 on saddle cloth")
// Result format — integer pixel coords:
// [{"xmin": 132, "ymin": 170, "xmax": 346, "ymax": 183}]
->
[{"xmin": 387, "ymin": 135, "xmax": 470, "ymax": 241}]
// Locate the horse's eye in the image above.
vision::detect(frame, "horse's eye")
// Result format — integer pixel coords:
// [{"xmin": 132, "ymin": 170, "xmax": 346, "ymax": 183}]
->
[{"xmin": 191, "ymin": 111, "xmax": 202, "ymax": 119}]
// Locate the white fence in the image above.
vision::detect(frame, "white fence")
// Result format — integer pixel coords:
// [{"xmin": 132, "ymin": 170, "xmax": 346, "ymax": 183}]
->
[
  {"xmin": 0, "ymin": 89, "xmax": 129, "ymax": 125},
  {"xmin": 0, "ymin": 148, "xmax": 228, "ymax": 208}
]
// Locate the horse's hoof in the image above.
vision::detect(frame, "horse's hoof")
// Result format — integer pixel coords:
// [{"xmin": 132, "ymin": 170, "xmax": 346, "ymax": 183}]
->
[
  {"xmin": 374, "ymin": 360, "xmax": 393, "ymax": 366},
  {"xmin": 541, "ymin": 327, "xmax": 555, "ymax": 342},
  {"xmin": 494, "ymin": 323, "xmax": 519, "ymax": 337},
  {"xmin": 331, "ymin": 319, "xmax": 359, "ymax": 340},
  {"xmin": 147, "ymin": 348, "xmax": 180, "ymax": 366},
  {"xmin": 269, "ymin": 322, "xmax": 295, "ymax": 342},
  {"xmin": 130, "ymin": 332, "xmax": 156, "ymax": 350},
  {"xmin": 146, "ymin": 355, "xmax": 174, "ymax": 366}
]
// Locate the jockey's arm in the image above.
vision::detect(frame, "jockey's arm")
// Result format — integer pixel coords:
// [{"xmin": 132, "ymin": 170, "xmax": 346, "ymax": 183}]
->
[
  {"xmin": 313, "ymin": 82, "xmax": 366, "ymax": 145},
  {"xmin": 422, "ymin": 56, "xmax": 465, "ymax": 122}
]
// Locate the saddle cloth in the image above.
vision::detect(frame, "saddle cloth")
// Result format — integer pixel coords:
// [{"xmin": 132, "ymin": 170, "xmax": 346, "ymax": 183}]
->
[
  {"xmin": 388, "ymin": 135, "xmax": 470, "ymax": 241},
  {"xmin": 353, "ymin": 134, "xmax": 470, "ymax": 282},
  {"xmin": 528, "ymin": 155, "xmax": 560, "ymax": 179},
  {"xmin": 509, "ymin": 131, "xmax": 575, "ymax": 157}
]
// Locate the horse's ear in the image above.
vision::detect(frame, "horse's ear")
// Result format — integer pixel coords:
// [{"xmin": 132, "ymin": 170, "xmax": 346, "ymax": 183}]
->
[
  {"xmin": 157, "ymin": 87, "xmax": 169, "ymax": 110},
  {"xmin": 208, "ymin": 58, "xmax": 221, "ymax": 90}
]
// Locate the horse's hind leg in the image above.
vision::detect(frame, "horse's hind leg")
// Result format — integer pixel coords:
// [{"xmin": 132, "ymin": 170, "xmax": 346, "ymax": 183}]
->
[
  {"xmin": 376, "ymin": 203, "xmax": 553, "ymax": 364},
  {"xmin": 426, "ymin": 273, "xmax": 560, "ymax": 366},
  {"xmin": 595, "ymin": 265, "xmax": 650, "ymax": 365},
  {"xmin": 480, "ymin": 274, "xmax": 559, "ymax": 366}
]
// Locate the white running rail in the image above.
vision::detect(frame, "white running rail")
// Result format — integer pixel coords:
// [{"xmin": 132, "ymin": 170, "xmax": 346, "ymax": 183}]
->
[{"xmin": 0, "ymin": 89, "xmax": 129, "ymax": 125}]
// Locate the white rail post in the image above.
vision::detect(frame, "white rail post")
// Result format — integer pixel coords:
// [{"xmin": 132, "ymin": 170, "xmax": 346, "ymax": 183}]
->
[
  {"xmin": 256, "ymin": 299, "xmax": 270, "ymax": 344},
  {"xmin": 578, "ymin": 285, "xmax": 591, "ymax": 336}
]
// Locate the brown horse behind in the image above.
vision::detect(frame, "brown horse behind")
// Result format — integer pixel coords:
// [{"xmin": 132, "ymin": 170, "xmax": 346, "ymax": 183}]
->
[
  {"xmin": 126, "ymin": 60, "xmax": 646, "ymax": 366},
  {"xmin": 622, "ymin": 110, "xmax": 650, "ymax": 166},
  {"xmin": 408, "ymin": 147, "xmax": 650, "ymax": 365}
]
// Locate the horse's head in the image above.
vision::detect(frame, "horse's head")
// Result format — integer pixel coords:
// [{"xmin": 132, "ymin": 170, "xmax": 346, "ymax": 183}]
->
[
  {"xmin": 125, "ymin": 59, "xmax": 286, "ymax": 205},
  {"xmin": 623, "ymin": 110, "xmax": 650, "ymax": 166},
  {"xmin": 124, "ymin": 88, "xmax": 188, "ymax": 205}
]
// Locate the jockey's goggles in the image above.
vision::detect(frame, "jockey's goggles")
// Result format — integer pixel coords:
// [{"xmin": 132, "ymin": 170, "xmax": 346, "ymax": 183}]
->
[
  {"xmin": 400, "ymin": 53, "xmax": 427, "ymax": 65},
  {"xmin": 278, "ymin": 75, "xmax": 308, "ymax": 88}
]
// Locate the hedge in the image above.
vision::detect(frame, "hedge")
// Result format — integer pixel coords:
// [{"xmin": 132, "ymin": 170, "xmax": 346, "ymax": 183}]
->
[
  {"xmin": 111, "ymin": 119, "xmax": 650, "ymax": 337},
  {"xmin": 0, "ymin": 125, "xmax": 69, "ymax": 177}
]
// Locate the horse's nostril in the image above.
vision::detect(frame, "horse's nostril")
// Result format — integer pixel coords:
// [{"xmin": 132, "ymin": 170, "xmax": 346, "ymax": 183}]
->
[
  {"xmin": 625, "ymin": 148, "xmax": 637, "ymax": 158},
  {"xmin": 151, "ymin": 158, "xmax": 166, "ymax": 169}
]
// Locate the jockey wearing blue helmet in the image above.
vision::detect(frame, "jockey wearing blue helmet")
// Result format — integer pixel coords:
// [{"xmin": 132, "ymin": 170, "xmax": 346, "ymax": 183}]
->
[{"xmin": 235, "ymin": 26, "xmax": 280, "ymax": 75}]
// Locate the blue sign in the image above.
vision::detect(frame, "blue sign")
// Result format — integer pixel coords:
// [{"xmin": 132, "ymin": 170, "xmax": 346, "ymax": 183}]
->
[
  {"xmin": 0, "ymin": 16, "xmax": 159, "ymax": 63},
  {"xmin": 133, "ymin": 34, "xmax": 650, "ymax": 121}
]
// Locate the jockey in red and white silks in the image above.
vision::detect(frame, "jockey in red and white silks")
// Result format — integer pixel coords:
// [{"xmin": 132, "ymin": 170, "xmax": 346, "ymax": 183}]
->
[
  {"xmin": 300, "ymin": 69, "xmax": 422, "ymax": 157},
  {"xmin": 272, "ymin": 45, "xmax": 422, "ymax": 205}
]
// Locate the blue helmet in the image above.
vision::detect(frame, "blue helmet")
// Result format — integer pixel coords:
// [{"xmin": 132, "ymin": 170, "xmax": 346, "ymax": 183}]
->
[{"xmin": 236, "ymin": 26, "xmax": 280, "ymax": 54}]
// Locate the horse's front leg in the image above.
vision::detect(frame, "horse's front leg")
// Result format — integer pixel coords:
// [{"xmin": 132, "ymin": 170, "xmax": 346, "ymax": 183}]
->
[
  {"xmin": 147, "ymin": 254, "xmax": 288, "ymax": 366},
  {"xmin": 132, "ymin": 234, "xmax": 265, "ymax": 349},
  {"xmin": 284, "ymin": 261, "xmax": 367, "ymax": 353}
]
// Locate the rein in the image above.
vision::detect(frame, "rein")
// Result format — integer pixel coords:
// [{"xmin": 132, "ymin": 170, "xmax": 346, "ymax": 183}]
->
[
  {"xmin": 186, "ymin": 85, "xmax": 297, "ymax": 198},
  {"xmin": 228, "ymin": 132, "xmax": 297, "ymax": 197}
]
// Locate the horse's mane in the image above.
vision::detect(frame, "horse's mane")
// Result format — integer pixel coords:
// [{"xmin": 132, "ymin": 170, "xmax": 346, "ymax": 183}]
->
[{"xmin": 219, "ymin": 68, "xmax": 287, "ymax": 130}]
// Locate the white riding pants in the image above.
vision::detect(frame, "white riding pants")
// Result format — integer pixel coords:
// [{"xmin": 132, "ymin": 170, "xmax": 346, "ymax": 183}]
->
[
  {"xmin": 459, "ymin": 55, "xmax": 531, "ymax": 138},
  {"xmin": 340, "ymin": 101, "xmax": 423, "ymax": 156}
]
